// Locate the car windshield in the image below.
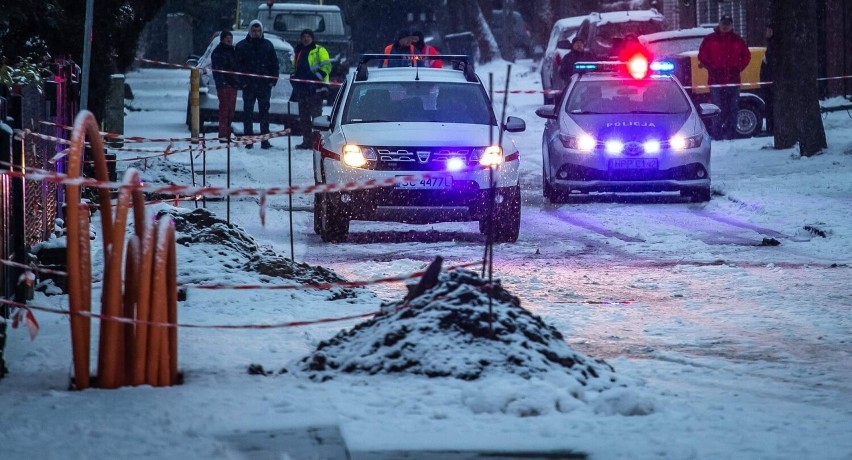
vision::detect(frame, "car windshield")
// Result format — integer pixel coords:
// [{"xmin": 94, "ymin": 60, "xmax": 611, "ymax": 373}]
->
[
  {"xmin": 343, "ymin": 82, "xmax": 494, "ymax": 124},
  {"xmin": 565, "ymin": 79, "xmax": 691, "ymax": 115},
  {"xmin": 644, "ymin": 37, "xmax": 706, "ymax": 57}
]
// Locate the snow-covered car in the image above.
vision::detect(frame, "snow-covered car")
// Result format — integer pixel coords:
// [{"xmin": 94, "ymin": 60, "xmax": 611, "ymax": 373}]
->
[
  {"xmin": 535, "ymin": 58, "xmax": 719, "ymax": 202},
  {"xmin": 310, "ymin": 54, "xmax": 527, "ymax": 243},
  {"xmin": 638, "ymin": 27, "xmax": 712, "ymax": 57},
  {"xmin": 540, "ymin": 15, "xmax": 587, "ymax": 105},
  {"xmin": 574, "ymin": 9, "xmax": 667, "ymax": 60},
  {"xmin": 186, "ymin": 31, "xmax": 297, "ymax": 130}
]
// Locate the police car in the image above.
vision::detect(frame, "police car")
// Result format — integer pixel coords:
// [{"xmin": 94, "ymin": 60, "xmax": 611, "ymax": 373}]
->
[
  {"xmin": 536, "ymin": 56, "xmax": 719, "ymax": 202},
  {"xmin": 311, "ymin": 54, "xmax": 526, "ymax": 243}
]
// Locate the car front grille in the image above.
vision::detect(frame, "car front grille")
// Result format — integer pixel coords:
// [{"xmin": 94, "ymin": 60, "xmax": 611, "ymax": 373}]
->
[{"xmin": 372, "ymin": 147, "xmax": 477, "ymax": 171}]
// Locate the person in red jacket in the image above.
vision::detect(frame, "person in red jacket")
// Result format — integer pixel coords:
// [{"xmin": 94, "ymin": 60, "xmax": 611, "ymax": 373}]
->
[
  {"xmin": 412, "ymin": 31, "xmax": 442, "ymax": 68},
  {"xmin": 698, "ymin": 15, "xmax": 751, "ymax": 140}
]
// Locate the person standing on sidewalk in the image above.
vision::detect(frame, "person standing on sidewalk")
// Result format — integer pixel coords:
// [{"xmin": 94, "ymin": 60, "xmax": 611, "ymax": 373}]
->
[
  {"xmin": 698, "ymin": 15, "xmax": 751, "ymax": 140},
  {"xmin": 235, "ymin": 20, "xmax": 279, "ymax": 149},
  {"xmin": 290, "ymin": 29, "xmax": 331, "ymax": 149},
  {"xmin": 211, "ymin": 30, "xmax": 239, "ymax": 142}
]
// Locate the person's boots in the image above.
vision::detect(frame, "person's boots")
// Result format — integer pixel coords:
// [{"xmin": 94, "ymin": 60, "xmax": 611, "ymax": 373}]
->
[{"xmin": 261, "ymin": 140, "xmax": 272, "ymax": 149}]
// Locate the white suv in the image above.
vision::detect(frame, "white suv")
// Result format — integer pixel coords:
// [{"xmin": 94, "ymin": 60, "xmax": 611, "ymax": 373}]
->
[{"xmin": 311, "ymin": 55, "xmax": 527, "ymax": 243}]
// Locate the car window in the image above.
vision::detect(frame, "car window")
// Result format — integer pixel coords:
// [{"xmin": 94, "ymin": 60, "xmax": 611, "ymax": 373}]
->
[
  {"xmin": 275, "ymin": 50, "xmax": 292, "ymax": 74},
  {"xmin": 273, "ymin": 13, "xmax": 324, "ymax": 32},
  {"xmin": 644, "ymin": 37, "xmax": 706, "ymax": 57},
  {"xmin": 343, "ymin": 82, "xmax": 493, "ymax": 125},
  {"xmin": 565, "ymin": 79, "xmax": 691, "ymax": 115}
]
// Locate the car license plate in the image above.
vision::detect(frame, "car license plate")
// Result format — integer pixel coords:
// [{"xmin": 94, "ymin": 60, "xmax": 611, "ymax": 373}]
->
[
  {"xmin": 395, "ymin": 175, "xmax": 453, "ymax": 189},
  {"xmin": 609, "ymin": 159, "xmax": 659, "ymax": 169}
]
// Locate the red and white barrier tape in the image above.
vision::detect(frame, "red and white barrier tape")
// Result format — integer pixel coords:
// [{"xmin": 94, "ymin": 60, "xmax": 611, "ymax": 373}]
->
[
  {"xmin": 0, "ymin": 297, "xmax": 378, "ymax": 331},
  {"xmin": 0, "ymin": 161, "xmax": 490, "ymax": 199},
  {"xmin": 495, "ymin": 75, "xmax": 852, "ymax": 94},
  {"xmin": 184, "ymin": 261, "xmax": 480, "ymax": 291},
  {"xmin": 15, "ymin": 128, "xmax": 291, "ymax": 161},
  {"xmin": 0, "ymin": 258, "xmax": 68, "ymax": 277},
  {"xmin": 135, "ymin": 57, "xmax": 343, "ymax": 87}
]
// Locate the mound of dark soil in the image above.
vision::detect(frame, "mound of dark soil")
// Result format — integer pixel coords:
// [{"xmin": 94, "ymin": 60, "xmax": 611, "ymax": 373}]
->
[{"xmin": 292, "ymin": 269, "xmax": 618, "ymax": 389}]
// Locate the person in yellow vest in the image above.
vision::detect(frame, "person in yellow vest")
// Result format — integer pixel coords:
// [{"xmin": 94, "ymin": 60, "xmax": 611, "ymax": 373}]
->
[
  {"xmin": 290, "ymin": 29, "xmax": 331, "ymax": 149},
  {"xmin": 382, "ymin": 30, "xmax": 416, "ymax": 68}
]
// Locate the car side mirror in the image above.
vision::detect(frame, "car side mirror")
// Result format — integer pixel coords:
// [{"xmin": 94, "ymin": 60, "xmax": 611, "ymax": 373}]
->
[
  {"xmin": 535, "ymin": 105, "xmax": 558, "ymax": 119},
  {"xmin": 699, "ymin": 103, "xmax": 720, "ymax": 118},
  {"xmin": 557, "ymin": 39, "xmax": 572, "ymax": 50},
  {"xmin": 186, "ymin": 57, "xmax": 199, "ymax": 67},
  {"xmin": 312, "ymin": 115, "xmax": 331, "ymax": 131},
  {"xmin": 503, "ymin": 116, "xmax": 526, "ymax": 132}
]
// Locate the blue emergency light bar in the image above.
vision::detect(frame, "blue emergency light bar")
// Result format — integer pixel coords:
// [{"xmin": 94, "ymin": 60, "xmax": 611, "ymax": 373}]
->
[{"xmin": 574, "ymin": 60, "xmax": 676, "ymax": 77}]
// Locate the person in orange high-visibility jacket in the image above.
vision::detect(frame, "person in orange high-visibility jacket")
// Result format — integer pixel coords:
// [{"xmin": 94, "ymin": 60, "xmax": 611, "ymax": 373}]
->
[
  {"xmin": 412, "ymin": 31, "xmax": 442, "ymax": 68},
  {"xmin": 383, "ymin": 30, "xmax": 416, "ymax": 67}
]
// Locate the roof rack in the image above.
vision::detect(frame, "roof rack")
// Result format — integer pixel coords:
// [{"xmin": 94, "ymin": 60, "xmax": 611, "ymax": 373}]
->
[{"xmin": 355, "ymin": 54, "xmax": 478, "ymax": 83}]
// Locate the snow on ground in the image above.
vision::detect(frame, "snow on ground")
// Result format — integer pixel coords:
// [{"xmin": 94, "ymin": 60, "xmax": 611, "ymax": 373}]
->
[{"xmin": 1, "ymin": 61, "xmax": 851, "ymax": 459}]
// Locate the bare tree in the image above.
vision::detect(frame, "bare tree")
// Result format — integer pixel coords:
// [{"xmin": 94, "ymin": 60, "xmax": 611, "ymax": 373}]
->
[{"xmin": 771, "ymin": 0, "xmax": 827, "ymax": 156}]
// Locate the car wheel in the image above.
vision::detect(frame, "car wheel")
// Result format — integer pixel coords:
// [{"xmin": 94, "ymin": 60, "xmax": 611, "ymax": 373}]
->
[
  {"xmin": 681, "ymin": 187, "xmax": 711, "ymax": 203},
  {"xmin": 319, "ymin": 192, "xmax": 349, "ymax": 243},
  {"xmin": 736, "ymin": 102, "xmax": 762, "ymax": 138},
  {"xmin": 480, "ymin": 186, "xmax": 521, "ymax": 243},
  {"xmin": 313, "ymin": 193, "xmax": 324, "ymax": 235}
]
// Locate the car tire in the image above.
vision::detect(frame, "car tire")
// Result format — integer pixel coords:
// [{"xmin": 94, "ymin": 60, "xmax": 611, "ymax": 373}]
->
[
  {"xmin": 682, "ymin": 187, "xmax": 711, "ymax": 203},
  {"xmin": 313, "ymin": 193, "xmax": 324, "ymax": 235},
  {"xmin": 480, "ymin": 185, "xmax": 521, "ymax": 243},
  {"xmin": 542, "ymin": 163, "xmax": 561, "ymax": 204},
  {"xmin": 736, "ymin": 101, "xmax": 762, "ymax": 138},
  {"xmin": 319, "ymin": 192, "xmax": 349, "ymax": 243}
]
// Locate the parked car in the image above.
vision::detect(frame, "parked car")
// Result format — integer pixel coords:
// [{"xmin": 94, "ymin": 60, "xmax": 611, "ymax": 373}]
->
[
  {"xmin": 490, "ymin": 9, "xmax": 534, "ymax": 61},
  {"xmin": 310, "ymin": 54, "xmax": 527, "ymax": 243},
  {"xmin": 535, "ymin": 59, "xmax": 718, "ymax": 202},
  {"xmin": 540, "ymin": 15, "xmax": 587, "ymax": 104},
  {"xmin": 186, "ymin": 31, "xmax": 297, "ymax": 131},
  {"xmin": 255, "ymin": 2, "xmax": 352, "ymax": 103},
  {"xmin": 574, "ymin": 9, "xmax": 667, "ymax": 60},
  {"xmin": 638, "ymin": 27, "xmax": 712, "ymax": 58},
  {"xmin": 668, "ymin": 46, "xmax": 768, "ymax": 139}
]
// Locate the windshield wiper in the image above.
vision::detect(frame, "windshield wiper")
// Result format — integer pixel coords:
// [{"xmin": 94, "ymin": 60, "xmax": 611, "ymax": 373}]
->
[
  {"xmin": 569, "ymin": 110, "xmax": 605, "ymax": 114},
  {"xmin": 347, "ymin": 119, "xmax": 389, "ymax": 124},
  {"xmin": 625, "ymin": 110, "xmax": 671, "ymax": 114}
]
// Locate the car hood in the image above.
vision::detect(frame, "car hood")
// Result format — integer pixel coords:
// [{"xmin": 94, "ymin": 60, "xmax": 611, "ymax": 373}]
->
[
  {"xmin": 340, "ymin": 123, "xmax": 500, "ymax": 147},
  {"xmin": 566, "ymin": 112, "xmax": 694, "ymax": 140}
]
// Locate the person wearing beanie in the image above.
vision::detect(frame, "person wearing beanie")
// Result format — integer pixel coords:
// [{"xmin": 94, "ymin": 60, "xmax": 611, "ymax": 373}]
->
[
  {"xmin": 211, "ymin": 30, "xmax": 239, "ymax": 142},
  {"xmin": 382, "ymin": 30, "xmax": 415, "ymax": 67},
  {"xmin": 235, "ymin": 19, "xmax": 279, "ymax": 149},
  {"xmin": 698, "ymin": 15, "xmax": 751, "ymax": 140},
  {"xmin": 290, "ymin": 28, "xmax": 331, "ymax": 149},
  {"xmin": 558, "ymin": 37, "xmax": 596, "ymax": 83}
]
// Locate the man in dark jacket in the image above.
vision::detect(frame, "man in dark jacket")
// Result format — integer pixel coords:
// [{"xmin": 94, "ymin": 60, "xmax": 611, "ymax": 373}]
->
[
  {"xmin": 558, "ymin": 38, "xmax": 596, "ymax": 85},
  {"xmin": 290, "ymin": 29, "xmax": 331, "ymax": 149},
  {"xmin": 235, "ymin": 20, "xmax": 279, "ymax": 149},
  {"xmin": 211, "ymin": 30, "xmax": 239, "ymax": 142},
  {"xmin": 698, "ymin": 15, "xmax": 751, "ymax": 140}
]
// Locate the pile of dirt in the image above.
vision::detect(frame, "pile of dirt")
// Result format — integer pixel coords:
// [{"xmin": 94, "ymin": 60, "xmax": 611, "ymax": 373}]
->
[
  {"xmin": 156, "ymin": 207, "xmax": 358, "ymax": 298},
  {"xmin": 291, "ymin": 268, "xmax": 620, "ymax": 390}
]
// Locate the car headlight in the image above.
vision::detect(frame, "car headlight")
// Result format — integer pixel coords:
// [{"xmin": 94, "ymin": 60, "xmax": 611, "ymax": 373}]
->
[
  {"xmin": 559, "ymin": 133, "xmax": 596, "ymax": 152},
  {"xmin": 669, "ymin": 134, "xmax": 703, "ymax": 151},
  {"xmin": 342, "ymin": 144, "xmax": 376, "ymax": 168}
]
